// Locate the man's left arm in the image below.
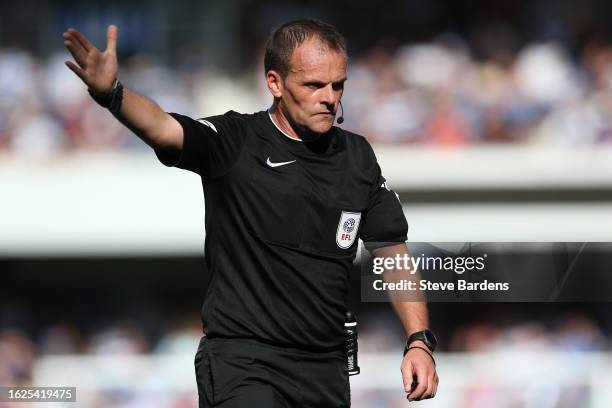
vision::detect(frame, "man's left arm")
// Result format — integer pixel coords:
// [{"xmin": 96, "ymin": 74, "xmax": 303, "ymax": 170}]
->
[
  {"xmin": 357, "ymin": 139, "xmax": 438, "ymax": 400},
  {"xmin": 372, "ymin": 243, "xmax": 439, "ymax": 401}
]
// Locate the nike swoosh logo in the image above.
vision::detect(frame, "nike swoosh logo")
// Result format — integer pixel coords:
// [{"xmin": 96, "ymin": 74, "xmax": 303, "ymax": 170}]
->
[{"xmin": 266, "ymin": 157, "xmax": 296, "ymax": 168}]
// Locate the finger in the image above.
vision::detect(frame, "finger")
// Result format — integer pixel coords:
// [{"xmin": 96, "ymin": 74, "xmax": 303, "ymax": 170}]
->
[
  {"xmin": 433, "ymin": 372, "xmax": 439, "ymax": 397},
  {"xmin": 408, "ymin": 367, "xmax": 429, "ymax": 401},
  {"xmin": 424, "ymin": 373, "xmax": 435, "ymax": 399},
  {"xmin": 401, "ymin": 362, "xmax": 414, "ymax": 393},
  {"xmin": 106, "ymin": 25, "xmax": 118, "ymax": 55},
  {"xmin": 65, "ymin": 60, "xmax": 87, "ymax": 82},
  {"xmin": 63, "ymin": 39, "xmax": 88, "ymax": 67},
  {"xmin": 406, "ymin": 375, "xmax": 418, "ymax": 401},
  {"xmin": 68, "ymin": 28, "xmax": 95, "ymax": 52}
]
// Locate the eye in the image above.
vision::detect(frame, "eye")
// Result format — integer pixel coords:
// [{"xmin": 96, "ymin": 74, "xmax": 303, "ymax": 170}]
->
[
  {"xmin": 332, "ymin": 81, "xmax": 345, "ymax": 91},
  {"xmin": 304, "ymin": 82, "xmax": 325, "ymax": 89}
]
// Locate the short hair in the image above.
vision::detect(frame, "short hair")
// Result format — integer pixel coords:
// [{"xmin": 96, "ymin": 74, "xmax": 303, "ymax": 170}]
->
[{"xmin": 264, "ymin": 19, "xmax": 347, "ymax": 77}]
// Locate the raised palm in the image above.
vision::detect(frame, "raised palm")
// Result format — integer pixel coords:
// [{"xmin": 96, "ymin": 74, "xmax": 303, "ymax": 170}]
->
[{"xmin": 63, "ymin": 25, "xmax": 118, "ymax": 94}]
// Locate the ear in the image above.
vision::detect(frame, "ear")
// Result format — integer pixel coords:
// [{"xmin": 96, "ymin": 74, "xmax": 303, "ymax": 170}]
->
[{"xmin": 266, "ymin": 70, "xmax": 284, "ymax": 98}]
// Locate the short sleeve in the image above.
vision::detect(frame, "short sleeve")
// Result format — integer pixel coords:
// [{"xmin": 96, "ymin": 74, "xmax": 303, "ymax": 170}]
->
[
  {"xmin": 154, "ymin": 111, "xmax": 246, "ymax": 181},
  {"xmin": 359, "ymin": 144, "xmax": 408, "ymax": 249}
]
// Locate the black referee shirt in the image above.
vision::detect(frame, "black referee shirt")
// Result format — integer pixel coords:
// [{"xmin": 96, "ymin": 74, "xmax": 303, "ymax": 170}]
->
[{"xmin": 155, "ymin": 110, "xmax": 408, "ymax": 350}]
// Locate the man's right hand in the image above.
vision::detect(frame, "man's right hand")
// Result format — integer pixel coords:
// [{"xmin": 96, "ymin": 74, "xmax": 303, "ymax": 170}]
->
[
  {"xmin": 62, "ymin": 24, "xmax": 184, "ymax": 151},
  {"xmin": 63, "ymin": 25, "xmax": 119, "ymax": 94}
]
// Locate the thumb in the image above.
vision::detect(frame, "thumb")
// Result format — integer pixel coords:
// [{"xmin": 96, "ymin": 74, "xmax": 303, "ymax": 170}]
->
[
  {"xmin": 106, "ymin": 25, "xmax": 118, "ymax": 55},
  {"xmin": 402, "ymin": 359, "xmax": 415, "ymax": 392}
]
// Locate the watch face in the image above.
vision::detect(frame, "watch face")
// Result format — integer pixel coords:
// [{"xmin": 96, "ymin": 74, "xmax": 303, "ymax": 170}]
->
[{"xmin": 424, "ymin": 330, "xmax": 437, "ymax": 346}]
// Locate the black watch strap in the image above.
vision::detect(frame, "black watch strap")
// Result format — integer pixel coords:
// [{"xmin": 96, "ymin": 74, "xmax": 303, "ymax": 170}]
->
[
  {"xmin": 88, "ymin": 79, "xmax": 124, "ymax": 115},
  {"xmin": 405, "ymin": 329, "xmax": 437, "ymax": 353}
]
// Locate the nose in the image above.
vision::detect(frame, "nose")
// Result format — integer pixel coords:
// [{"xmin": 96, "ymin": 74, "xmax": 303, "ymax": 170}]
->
[{"xmin": 321, "ymin": 84, "xmax": 338, "ymax": 110}]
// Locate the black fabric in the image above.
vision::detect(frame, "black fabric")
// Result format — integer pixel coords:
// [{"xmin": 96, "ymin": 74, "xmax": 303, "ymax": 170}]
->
[
  {"xmin": 155, "ymin": 110, "xmax": 408, "ymax": 350},
  {"xmin": 155, "ymin": 112, "xmax": 246, "ymax": 181},
  {"xmin": 360, "ymin": 143, "xmax": 409, "ymax": 246},
  {"xmin": 194, "ymin": 336, "xmax": 350, "ymax": 408}
]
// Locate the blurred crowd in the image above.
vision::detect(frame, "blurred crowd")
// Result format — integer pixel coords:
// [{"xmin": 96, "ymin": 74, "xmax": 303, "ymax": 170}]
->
[
  {"xmin": 0, "ymin": 318, "xmax": 202, "ymax": 386},
  {"xmin": 0, "ymin": 309, "xmax": 608, "ymax": 407},
  {"xmin": 0, "ymin": 318, "xmax": 202, "ymax": 408},
  {"xmin": 2, "ymin": 35, "xmax": 612, "ymax": 158}
]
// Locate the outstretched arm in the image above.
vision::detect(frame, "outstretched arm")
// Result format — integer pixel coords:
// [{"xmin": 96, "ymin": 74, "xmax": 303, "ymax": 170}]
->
[
  {"xmin": 372, "ymin": 242, "xmax": 439, "ymax": 401},
  {"xmin": 62, "ymin": 25, "xmax": 183, "ymax": 151}
]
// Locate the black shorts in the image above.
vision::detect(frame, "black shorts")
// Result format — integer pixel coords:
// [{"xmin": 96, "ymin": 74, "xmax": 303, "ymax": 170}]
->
[{"xmin": 194, "ymin": 336, "xmax": 351, "ymax": 407}]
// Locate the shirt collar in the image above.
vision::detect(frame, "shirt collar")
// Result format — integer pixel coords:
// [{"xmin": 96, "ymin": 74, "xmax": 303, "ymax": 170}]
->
[{"xmin": 267, "ymin": 110, "xmax": 303, "ymax": 142}]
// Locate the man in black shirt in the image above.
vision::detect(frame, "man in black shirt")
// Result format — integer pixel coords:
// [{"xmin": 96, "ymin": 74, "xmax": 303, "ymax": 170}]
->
[{"xmin": 63, "ymin": 19, "xmax": 438, "ymax": 407}]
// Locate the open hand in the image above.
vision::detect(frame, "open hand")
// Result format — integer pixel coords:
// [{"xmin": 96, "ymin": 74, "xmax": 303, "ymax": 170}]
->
[{"xmin": 62, "ymin": 25, "xmax": 119, "ymax": 94}]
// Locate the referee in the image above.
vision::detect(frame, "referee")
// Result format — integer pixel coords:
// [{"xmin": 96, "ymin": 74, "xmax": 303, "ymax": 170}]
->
[{"xmin": 63, "ymin": 19, "xmax": 438, "ymax": 407}]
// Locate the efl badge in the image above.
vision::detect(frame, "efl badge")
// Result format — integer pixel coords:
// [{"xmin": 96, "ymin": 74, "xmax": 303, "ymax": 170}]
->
[{"xmin": 336, "ymin": 211, "xmax": 361, "ymax": 249}]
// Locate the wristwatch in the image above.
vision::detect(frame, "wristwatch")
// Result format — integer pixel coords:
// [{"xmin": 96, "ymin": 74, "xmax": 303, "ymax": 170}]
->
[{"xmin": 403, "ymin": 329, "xmax": 437, "ymax": 355}]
